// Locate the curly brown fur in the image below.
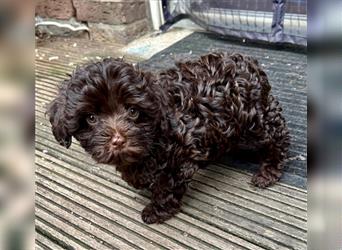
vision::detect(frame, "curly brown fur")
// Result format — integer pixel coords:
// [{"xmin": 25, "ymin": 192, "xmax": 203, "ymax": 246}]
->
[{"xmin": 47, "ymin": 53, "xmax": 290, "ymax": 224}]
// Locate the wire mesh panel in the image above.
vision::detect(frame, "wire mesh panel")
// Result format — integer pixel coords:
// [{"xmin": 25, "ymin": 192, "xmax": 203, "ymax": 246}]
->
[
  {"xmin": 164, "ymin": 0, "xmax": 307, "ymax": 46},
  {"xmin": 283, "ymin": 0, "xmax": 306, "ymax": 37}
]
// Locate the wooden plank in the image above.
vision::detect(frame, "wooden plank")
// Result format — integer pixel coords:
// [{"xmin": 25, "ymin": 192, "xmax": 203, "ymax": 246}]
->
[
  {"xmin": 34, "ymin": 130, "xmax": 307, "ymax": 246},
  {"xmin": 34, "ymin": 121, "xmax": 307, "ymax": 243},
  {"xmin": 36, "ymin": 194, "xmax": 147, "ymax": 250},
  {"xmin": 34, "ymin": 129, "xmax": 306, "ymax": 228},
  {"xmin": 36, "ymin": 214, "xmax": 95, "ymax": 249},
  {"xmin": 35, "ymin": 232, "xmax": 66, "ymax": 250},
  {"xmin": 35, "ymin": 153, "xmax": 259, "ymax": 250},
  {"xmin": 213, "ymin": 164, "xmax": 307, "ymax": 200}
]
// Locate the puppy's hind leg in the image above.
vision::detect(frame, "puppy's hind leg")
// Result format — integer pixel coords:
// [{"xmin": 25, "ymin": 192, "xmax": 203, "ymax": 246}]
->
[
  {"xmin": 141, "ymin": 162, "xmax": 198, "ymax": 224},
  {"xmin": 252, "ymin": 96, "xmax": 290, "ymax": 188}
]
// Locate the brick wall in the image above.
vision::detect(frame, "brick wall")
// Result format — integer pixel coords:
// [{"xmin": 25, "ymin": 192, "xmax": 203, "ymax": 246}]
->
[{"xmin": 35, "ymin": 0, "xmax": 151, "ymax": 43}]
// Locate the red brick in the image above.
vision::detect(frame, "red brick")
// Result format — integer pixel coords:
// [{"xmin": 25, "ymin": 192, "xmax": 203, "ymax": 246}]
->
[
  {"xmin": 73, "ymin": 0, "xmax": 147, "ymax": 25},
  {"xmin": 89, "ymin": 18, "xmax": 150, "ymax": 44},
  {"xmin": 36, "ymin": 0, "xmax": 75, "ymax": 20}
]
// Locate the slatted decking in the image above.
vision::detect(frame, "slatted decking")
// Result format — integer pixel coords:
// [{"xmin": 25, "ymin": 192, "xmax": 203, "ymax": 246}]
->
[{"xmin": 35, "ymin": 39, "xmax": 307, "ymax": 249}]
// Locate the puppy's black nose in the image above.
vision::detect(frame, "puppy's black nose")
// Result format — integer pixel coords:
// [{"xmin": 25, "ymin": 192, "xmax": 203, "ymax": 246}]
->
[{"xmin": 111, "ymin": 133, "xmax": 126, "ymax": 148}]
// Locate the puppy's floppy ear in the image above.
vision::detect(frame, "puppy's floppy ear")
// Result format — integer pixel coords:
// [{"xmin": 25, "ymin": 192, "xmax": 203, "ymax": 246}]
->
[{"xmin": 46, "ymin": 81, "xmax": 72, "ymax": 148}]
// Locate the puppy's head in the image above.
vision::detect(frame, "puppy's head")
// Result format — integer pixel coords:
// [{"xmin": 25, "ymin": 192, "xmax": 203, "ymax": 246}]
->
[{"xmin": 47, "ymin": 58, "xmax": 167, "ymax": 165}]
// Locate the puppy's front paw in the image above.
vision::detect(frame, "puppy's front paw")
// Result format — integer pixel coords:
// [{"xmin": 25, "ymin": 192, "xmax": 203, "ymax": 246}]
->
[
  {"xmin": 251, "ymin": 173, "xmax": 278, "ymax": 188},
  {"xmin": 141, "ymin": 203, "xmax": 159, "ymax": 224},
  {"xmin": 141, "ymin": 203, "xmax": 174, "ymax": 224}
]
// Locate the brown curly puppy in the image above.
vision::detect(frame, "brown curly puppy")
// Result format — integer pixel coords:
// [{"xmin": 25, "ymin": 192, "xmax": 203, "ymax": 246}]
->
[{"xmin": 47, "ymin": 52, "xmax": 290, "ymax": 224}]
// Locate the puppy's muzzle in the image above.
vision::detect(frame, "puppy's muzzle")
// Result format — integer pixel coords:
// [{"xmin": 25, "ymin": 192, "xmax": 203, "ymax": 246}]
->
[{"xmin": 110, "ymin": 133, "xmax": 126, "ymax": 149}]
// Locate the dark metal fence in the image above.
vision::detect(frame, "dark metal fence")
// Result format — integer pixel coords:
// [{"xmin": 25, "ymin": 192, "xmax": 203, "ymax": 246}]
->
[{"xmin": 161, "ymin": 0, "xmax": 307, "ymax": 46}]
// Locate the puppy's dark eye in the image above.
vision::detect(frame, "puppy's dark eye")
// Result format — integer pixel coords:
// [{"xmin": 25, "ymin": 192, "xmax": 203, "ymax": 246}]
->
[
  {"xmin": 128, "ymin": 108, "xmax": 139, "ymax": 119},
  {"xmin": 86, "ymin": 114, "xmax": 97, "ymax": 125}
]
